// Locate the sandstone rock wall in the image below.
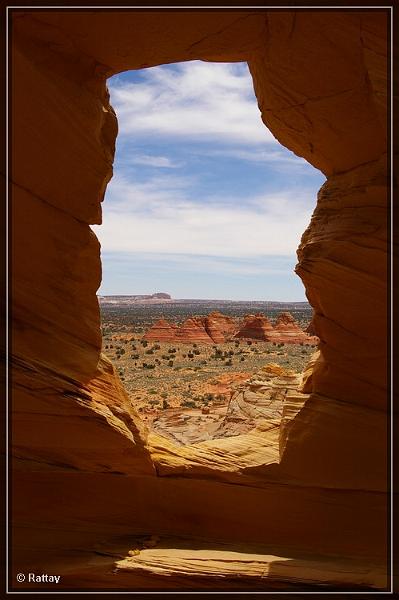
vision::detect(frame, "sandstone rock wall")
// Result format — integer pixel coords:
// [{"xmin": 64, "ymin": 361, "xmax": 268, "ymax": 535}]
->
[{"xmin": 11, "ymin": 9, "xmax": 389, "ymax": 589}]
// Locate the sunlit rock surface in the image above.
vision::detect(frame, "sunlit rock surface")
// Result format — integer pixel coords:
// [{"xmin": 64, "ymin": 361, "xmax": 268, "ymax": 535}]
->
[
  {"xmin": 11, "ymin": 9, "xmax": 388, "ymax": 591},
  {"xmin": 266, "ymin": 311, "xmax": 319, "ymax": 344},
  {"xmin": 143, "ymin": 318, "xmax": 178, "ymax": 343},
  {"xmin": 150, "ymin": 364, "xmax": 305, "ymax": 444},
  {"xmin": 235, "ymin": 314, "xmax": 275, "ymax": 340}
]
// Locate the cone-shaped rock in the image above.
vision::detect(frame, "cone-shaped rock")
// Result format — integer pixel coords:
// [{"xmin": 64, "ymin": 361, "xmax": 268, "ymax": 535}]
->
[
  {"xmin": 176, "ymin": 317, "xmax": 214, "ymax": 344},
  {"xmin": 142, "ymin": 319, "xmax": 178, "ymax": 342},
  {"xmin": 268, "ymin": 312, "xmax": 318, "ymax": 344},
  {"xmin": 205, "ymin": 311, "xmax": 238, "ymax": 343},
  {"xmin": 234, "ymin": 314, "xmax": 274, "ymax": 341}
]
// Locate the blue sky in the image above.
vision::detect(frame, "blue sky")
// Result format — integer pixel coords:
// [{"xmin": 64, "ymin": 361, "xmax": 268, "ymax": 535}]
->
[{"xmin": 93, "ymin": 61, "xmax": 325, "ymax": 301}]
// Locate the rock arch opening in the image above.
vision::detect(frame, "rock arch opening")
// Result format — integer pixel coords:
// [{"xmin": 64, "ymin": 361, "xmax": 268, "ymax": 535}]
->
[
  {"xmin": 11, "ymin": 9, "xmax": 389, "ymax": 591},
  {"xmin": 94, "ymin": 60, "xmax": 324, "ymax": 463}
]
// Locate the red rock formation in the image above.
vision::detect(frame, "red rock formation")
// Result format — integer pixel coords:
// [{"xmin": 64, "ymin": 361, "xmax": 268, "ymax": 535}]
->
[
  {"xmin": 142, "ymin": 319, "xmax": 177, "ymax": 342},
  {"xmin": 205, "ymin": 372, "xmax": 252, "ymax": 398},
  {"xmin": 267, "ymin": 312, "xmax": 318, "ymax": 345},
  {"xmin": 234, "ymin": 312, "xmax": 318, "ymax": 344},
  {"xmin": 204, "ymin": 311, "xmax": 237, "ymax": 343},
  {"xmin": 11, "ymin": 9, "xmax": 388, "ymax": 591},
  {"xmin": 175, "ymin": 317, "xmax": 214, "ymax": 344},
  {"xmin": 234, "ymin": 314, "xmax": 274, "ymax": 341},
  {"xmin": 142, "ymin": 312, "xmax": 238, "ymax": 344}
]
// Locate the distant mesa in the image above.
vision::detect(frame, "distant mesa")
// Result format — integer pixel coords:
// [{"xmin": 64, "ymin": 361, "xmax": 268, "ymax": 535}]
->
[
  {"xmin": 151, "ymin": 292, "xmax": 171, "ymax": 299},
  {"xmin": 99, "ymin": 293, "xmax": 171, "ymax": 304},
  {"xmin": 142, "ymin": 310, "xmax": 318, "ymax": 345}
]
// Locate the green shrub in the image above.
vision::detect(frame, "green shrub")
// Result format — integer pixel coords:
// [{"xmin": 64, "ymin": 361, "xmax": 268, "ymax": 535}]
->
[{"xmin": 181, "ymin": 400, "xmax": 196, "ymax": 408}]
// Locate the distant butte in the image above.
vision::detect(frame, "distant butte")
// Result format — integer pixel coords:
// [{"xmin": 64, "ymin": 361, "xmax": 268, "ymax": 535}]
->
[{"xmin": 99, "ymin": 293, "xmax": 172, "ymax": 304}]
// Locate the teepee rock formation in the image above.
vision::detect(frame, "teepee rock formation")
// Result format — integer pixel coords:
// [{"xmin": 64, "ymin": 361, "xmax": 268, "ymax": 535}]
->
[
  {"xmin": 142, "ymin": 319, "xmax": 178, "ymax": 342},
  {"xmin": 234, "ymin": 314, "xmax": 275, "ymax": 341}
]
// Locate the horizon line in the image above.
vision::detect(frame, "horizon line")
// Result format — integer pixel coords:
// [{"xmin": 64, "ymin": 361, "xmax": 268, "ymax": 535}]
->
[{"xmin": 97, "ymin": 294, "xmax": 311, "ymax": 303}]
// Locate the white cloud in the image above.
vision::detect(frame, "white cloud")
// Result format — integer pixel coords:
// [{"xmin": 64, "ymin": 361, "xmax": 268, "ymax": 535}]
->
[
  {"xmin": 109, "ymin": 61, "xmax": 276, "ymax": 145},
  {"xmin": 94, "ymin": 174, "xmax": 315, "ymax": 259},
  {"xmin": 95, "ymin": 61, "xmax": 322, "ymax": 283},
  {"xmin": 204, "ymin": 148, "xmax": 310, "ymax": 169},
  {"xmin": 128, "ymin": 154, "xmax": 181, "ymax": 168},
  {"xmin": 101, "ymin": 172, "xmax": 195, "ymax": 213}
]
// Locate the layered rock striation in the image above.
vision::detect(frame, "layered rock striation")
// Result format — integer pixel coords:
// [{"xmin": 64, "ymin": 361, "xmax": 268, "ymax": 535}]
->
[
  {"xmin": 235, "ymin": 312, "xmax": 318, "ymax": 344},
  {"xmin": 176, "ymin": 317, "xmax": 214, "ymax": 344},
  {"xmin": 234, "ymin": 314, "xmax": 274, "ymax": 341},
  {"xmin": 266, "ymin": 312, "xmax": 319, "ymax": 344},
  {"xmin": 205, "ymin": 311, "xmax": 237, "ymax": 343},
  {"xmin": 143, "ymin": 312, "xmax": 238, "ymax": 344},
  {"xmin": 143, "ymin": 319, "xmax": 178, "ymax": 343},
  {"xmin": 11, "ymin": 8, "xmax": 388, "ymax": 592}
]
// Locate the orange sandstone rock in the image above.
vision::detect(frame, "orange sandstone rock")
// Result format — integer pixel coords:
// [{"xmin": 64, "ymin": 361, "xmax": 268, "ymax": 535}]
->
[
  {"xmin": 234, "ymin": 314, "xmax": 274, "ymax": 341},
  {"xmin": 11, "ymin": 8, "xmax": 388, "ymax": 590},
  {"xmin": 267, "ymin": 312, "xmax": 319, "ymax": 345},
  {"xmin": 175, "ymin": 317, "xmax": 213, "ymax": 344},
  {"xmin": 142, "ymin": 319, "xmax": 178, "ymax": 342},
  {"xmin": 204, "ymin": 311, "xmax": 237, "ymax": 343}
]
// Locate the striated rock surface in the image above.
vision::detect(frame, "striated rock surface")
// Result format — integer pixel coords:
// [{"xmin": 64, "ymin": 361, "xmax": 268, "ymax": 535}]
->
[
  {"xmin": 175, "ymin": 317, "xmax": 213, "ymax": 344},
  {"xmin": 205, "ymin": 372, "xmax": 251, "ymax": 398},
  {"xmin": 234, "ymin": 312, "xmax": 317, "ymax": 345},
  {"xmin": 12, "ymin": 353, "xmax": 155, "ymax": 476},
  {"xmin": 143, "ymin": 319, "xmax": 178, "ymax": 343},
  {"xmin": 150, "ymin": 364, "xmax": 307, "ymax": 445},
  {"xmin": 142, "ymin": 312, "xmax": 238, "ymax": 344},
  {"xmin": 204, "ymin": 311, "xmax": 237, "ymax": 343},
  {"xmin": 234, "ymin": 314, "xmax": 274, "ymax": 341},
  {"xmin": 11, "ymin": 8, "xmax": 388, "ymax": 592},
  {"xmin": 113, "ymin": 536, "xmax": 387, "ymax": 591},
  {"xmin": 267, "ymin": 312, "xmax": 319, "ymax": 344},
  {"xmin": 214, "ymin": 364, "xmax": 305, "ymax": 438}
]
